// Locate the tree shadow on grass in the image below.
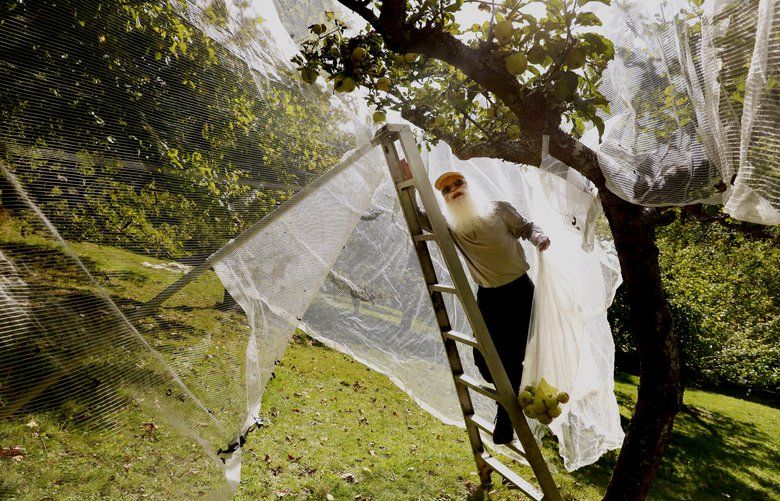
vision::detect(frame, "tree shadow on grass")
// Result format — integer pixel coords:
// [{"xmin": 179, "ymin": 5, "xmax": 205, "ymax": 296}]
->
[
  {"xmin": 1, "ymin": 240, "xmax": 239, "ymax": 432},
  {"xmin": 651, "ymin": 403, "xmax": 779, "ymax": 499},
  {"xmin": 564, "ymin": 383, "xmax": 778, "ymax": 500}
]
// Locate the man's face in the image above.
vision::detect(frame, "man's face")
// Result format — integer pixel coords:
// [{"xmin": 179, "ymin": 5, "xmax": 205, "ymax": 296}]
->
[{"xmin": 441, "ymin": 176, "xmax": 467, "ymax": 203}]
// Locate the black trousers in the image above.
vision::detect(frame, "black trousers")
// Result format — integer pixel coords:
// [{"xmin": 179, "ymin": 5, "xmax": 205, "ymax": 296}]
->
[{"xmin": 473, "ymin": 273, "xmax": 535, "ymax": 394}]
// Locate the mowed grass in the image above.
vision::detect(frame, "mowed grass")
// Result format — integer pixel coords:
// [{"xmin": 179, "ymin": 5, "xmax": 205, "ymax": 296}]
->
[
  {"xmin": 237, "ymin": 337, "xmax": 780, "ymax": 500},
  {"xmin": 0, "ymin": 216, "xmax": 244, "ymax": 499},
  {"xmin": 1, "ymin": 218, "xmax": 778, "ymax": 499}
]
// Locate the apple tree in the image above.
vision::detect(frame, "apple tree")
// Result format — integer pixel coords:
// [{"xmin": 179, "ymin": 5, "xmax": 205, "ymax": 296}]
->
[{"xmin": 294, "ymin": 1, "xmax": 683, "ymax": 499}]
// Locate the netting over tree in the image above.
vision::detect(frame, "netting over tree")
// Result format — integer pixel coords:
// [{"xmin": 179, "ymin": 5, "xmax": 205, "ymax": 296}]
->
[{"xmin": 1, "ymin": 0, "xmax": 777, "ymax": 497}]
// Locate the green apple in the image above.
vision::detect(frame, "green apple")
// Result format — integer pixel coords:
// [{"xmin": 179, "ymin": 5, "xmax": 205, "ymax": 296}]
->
[
  {"xmin": 527, "ymin": 45, "xmax": 546, "ymax": 65},
  {"xmin": 301, "ymin": 67, "xmax": 318, "ymax": 84},
  {"xmin": 507, "ymin": 124, "xmax": 521, "ymax": 140},
  {"xmin": 557, "ymin": 391, "xmax": 570, "ymax": 404},
  {"xmin": 352, "ymin": 47, "xmax": 368, "ymax": 62},
  {"xmin": 524, "ymin": 406, "xmax": 538, "ymax": 419},
  {"xmin": 372, "ymin": 111, "xmax": 386, "ymax": 123},
  {"xmin": 329, "ymin": 46, "xmax": 341, "ymax": 58},
  {"xmin": 519, "ymin": 390, "xmax": 533, "ymax": 406},
  {"xmin": 565, "ymin": 47, "xmax": 586, "ymax": 69},
  {"xmin": 494, "ymin": 20, "xmax": 513, "ymax": 44},
  {"xmin": 335, "ymin": 75, "xmax": 356, "ymax": 93},
  {"xmin": 505, "ymin": 52, "xmax": 528, "ymax": 76},
  {"xmin": 544, "ymin": 395, "xmax": 558, "ymax": 409},
  {"xmin": 311, "ymin": 24, "xmax": 327, "ymax": 35},
  {"xmin": 404, "ymin": 53, "xmax": 419, "ymax": 63},
  {"xmin": 537, "ymin": 413, "xmax": 553, "ymax": 425},
  {"xmin": 375, "ymin": 77, "xmax": 391, "ymax": 92},
  {"xmin": 548, "ymin": 406, "xmax": 562, "ymax": 418},
  {"xmin": 524, "ymin": 385, "xmax": 537, "ymax": 395},
  {"xmin": 552, "ymin": 71, "xmax": 579, "ymax": 100}
]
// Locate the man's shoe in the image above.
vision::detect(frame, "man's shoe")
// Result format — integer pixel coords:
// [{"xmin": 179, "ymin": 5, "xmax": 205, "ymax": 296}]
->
[{"xmin": 492, "ymin": 407, "xmax": 514, "ymax": 444}]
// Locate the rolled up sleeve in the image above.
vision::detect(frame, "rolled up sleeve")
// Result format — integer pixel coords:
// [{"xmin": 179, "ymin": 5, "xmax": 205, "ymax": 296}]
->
[{"xmin": 496, "ymin": 201, "xmax": 544, "ymax": 241}]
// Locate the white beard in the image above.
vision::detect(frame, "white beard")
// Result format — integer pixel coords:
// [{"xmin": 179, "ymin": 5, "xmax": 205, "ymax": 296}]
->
[{"xmin": 443, "ymin": 190, "xmax": 494, "ymax": 234}]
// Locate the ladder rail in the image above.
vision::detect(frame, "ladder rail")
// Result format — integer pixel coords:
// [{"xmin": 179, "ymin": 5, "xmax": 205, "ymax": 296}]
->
[{"xmin": 378, "ymin": 128, "xmax": 492, "ymax": 486}]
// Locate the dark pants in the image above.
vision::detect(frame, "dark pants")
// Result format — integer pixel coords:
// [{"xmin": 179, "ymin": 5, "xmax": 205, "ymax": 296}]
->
[{"xmin": 473, "ymin": 273, "xmax": 535, "ymax": 395}]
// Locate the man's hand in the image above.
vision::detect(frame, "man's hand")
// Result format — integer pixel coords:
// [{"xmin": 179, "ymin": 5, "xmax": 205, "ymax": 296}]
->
[
  {"xmin": 532, "ymin": 234, "xmax": 551, "ymax": 251},
  {"xmin": 399, "ymin": 159, "xmax": 413, "ymax": 180}
]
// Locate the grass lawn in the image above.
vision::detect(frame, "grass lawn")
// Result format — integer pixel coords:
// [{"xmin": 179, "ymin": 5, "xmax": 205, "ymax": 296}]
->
[
  {"xmin": 237, "ymin": 336, "xmax": 780, "ymax": 500},
  {"xmin": 1, "ymin": 219, "xmax": 778, "ymax": 499}
]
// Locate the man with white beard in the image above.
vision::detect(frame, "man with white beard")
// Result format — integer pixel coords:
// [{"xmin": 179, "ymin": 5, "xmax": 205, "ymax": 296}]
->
[{"xmin": 402, "ymin": 162, "xmax": 550, "ymax": 444}]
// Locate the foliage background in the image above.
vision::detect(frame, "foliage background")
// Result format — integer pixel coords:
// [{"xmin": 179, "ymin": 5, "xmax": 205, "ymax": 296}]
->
[{"xmin": 610, "ymin": 216, "xmax": 779, "ymax": 394}]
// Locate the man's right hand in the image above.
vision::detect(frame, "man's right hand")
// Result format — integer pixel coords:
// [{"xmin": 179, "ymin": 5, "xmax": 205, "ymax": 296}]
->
[{"xmin": 399, "ymin": 159, "xmax": 413, "ymax": 180}]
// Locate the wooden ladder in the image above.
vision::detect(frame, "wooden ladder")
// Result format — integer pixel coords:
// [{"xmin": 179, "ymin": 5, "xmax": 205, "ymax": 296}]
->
[{"xmin": 374, "ymin": 124, "xmax": 561, "ymax": 500}]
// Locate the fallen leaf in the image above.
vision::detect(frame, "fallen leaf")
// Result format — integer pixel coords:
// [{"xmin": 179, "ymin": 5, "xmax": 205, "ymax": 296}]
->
[
  {"xmin": 326, "ymin": 494, "xmax": 335, "ymax": 501},
  {"xmin": 0, "ymin": 446, "xmax": 25, "ymax": 460},
  {"xmin": 25, "ymin": 420, "xmax": 38, "ymax": 429},
  {"xmin": 340, "ymin": 472, "xmax": 356, "ymax": 483}
]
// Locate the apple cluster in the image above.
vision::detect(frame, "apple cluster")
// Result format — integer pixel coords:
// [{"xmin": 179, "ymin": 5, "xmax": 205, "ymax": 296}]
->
[{"xmin": 518, "ymin": 378, "xmax": 569, "ymax": 426}]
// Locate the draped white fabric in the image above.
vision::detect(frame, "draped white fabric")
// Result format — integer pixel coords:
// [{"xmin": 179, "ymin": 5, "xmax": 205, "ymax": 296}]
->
[{"xmin": 215, "ymin": 136, "xmax": 624, "ymax": 471}]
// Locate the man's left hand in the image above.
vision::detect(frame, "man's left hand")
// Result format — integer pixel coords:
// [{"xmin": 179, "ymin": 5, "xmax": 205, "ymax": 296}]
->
[{"xmin": 533, "ymin": 235, "xmax": 551, "ymax": 251}]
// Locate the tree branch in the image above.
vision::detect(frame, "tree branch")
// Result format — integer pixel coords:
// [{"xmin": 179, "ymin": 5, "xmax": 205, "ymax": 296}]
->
[
  {"xmin": 336, "ymin": 0, "xmax": 379, "ymax": 25},
  {"xmin": 401, "ymin": 106, "xmax": 542, "ymax": 165},
  {"xmin": 337, "ymin": 0, "xmax": 606, "ymax": 190}
]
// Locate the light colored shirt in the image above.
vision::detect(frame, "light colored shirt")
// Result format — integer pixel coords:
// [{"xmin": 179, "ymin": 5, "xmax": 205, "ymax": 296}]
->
[{"xmin": 419, "ymin": 201, "xmax": 544, "ymax": 288}]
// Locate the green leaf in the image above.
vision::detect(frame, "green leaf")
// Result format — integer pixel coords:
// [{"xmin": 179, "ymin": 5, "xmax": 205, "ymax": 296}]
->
[
  {"xmin": 577, "ymin": 0, "xmax": 611, "ymax": 6},
  {"xmin": 572, "ymin": 114, "xmax": 585, "ymax": 138},
  {"xmin": 591, "ymin": 115, "xmax": 605, "ymax": 141},
  {"xmin": 581, "ymin": 32, "xmax": 614, "ymax": 59},
  {"xmin": 575, "ymin": 12, "xmax": 603, "ymax": 27}
]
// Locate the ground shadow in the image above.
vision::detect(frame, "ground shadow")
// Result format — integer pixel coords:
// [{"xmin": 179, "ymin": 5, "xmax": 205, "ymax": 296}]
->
[{"xmin": 565, "ymin": 384, "xmax": 778, "ymax": 499}]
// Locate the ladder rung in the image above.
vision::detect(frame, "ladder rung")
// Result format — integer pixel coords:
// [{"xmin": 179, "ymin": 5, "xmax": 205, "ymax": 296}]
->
[
  {"xmin": 396, "ymin": 178, "xmax": 416, "ymax": 190},
  {"xmin": 503, "ymin": 439, "xmax": 528, "ymax": 460},
  {"xmin": 468, "ymin": 415, "xmax": 528, "ymax": 459},
  {"xmin": 443, "ymin": 330, "xmax": 479, "ymax": 348},
  {"xmin": 431, "ymin": 283, "xmax": 457, "ymax": 294},
  {"xmin": 456, "ymin": 374, "xmax": 500, "ymax": 401},
  {"xmin": 467, "ymin": 414, "xmax": 493, "ymax": 434},
  {"xmin": 481, "ymin": 453, "xmax": 544, "ymax": 500},
  {"xmin": 413, "ymin": 232, "xmax": 436, "ymax": 242}
]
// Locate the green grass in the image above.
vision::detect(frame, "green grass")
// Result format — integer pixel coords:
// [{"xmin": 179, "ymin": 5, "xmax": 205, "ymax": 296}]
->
[
  {"xmin": 1, "ymin": 217, "xmax": 778, "ymax": 499},
  {"xmin": 0, "ymin": 216, "xmax": 244, "ymax": 499},
  {"xmin": 235, "ymin": 339, "xmax": 780, "ymax": 500}
]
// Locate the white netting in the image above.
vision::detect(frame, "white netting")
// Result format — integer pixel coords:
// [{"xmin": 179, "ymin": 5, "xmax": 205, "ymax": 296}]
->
[
  {"xmin": 591, "ymin": 0, "xmax": 780, "ymax": 223},
  {"xmin": 1, "ymin": 0, "xmax": 778, "ymax": 496}
]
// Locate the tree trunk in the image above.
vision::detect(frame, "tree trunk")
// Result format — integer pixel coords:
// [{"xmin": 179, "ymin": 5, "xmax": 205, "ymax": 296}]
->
[{"xmin": 600, "ymin": 192, "xmax": 683, "ymax": 500}]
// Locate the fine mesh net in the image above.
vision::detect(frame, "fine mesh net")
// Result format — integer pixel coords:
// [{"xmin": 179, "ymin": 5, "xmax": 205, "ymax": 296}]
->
[
  {"xmin": 1, "ymin": 0, "xmax": 778, "ymax": 496},
  {"xmin": 0, "ymin": 0, "xmax": 364, "ymax": 495},
  {"xmin": 591, "ymin": 0, "xmax": 780, "ymax": 223}
]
